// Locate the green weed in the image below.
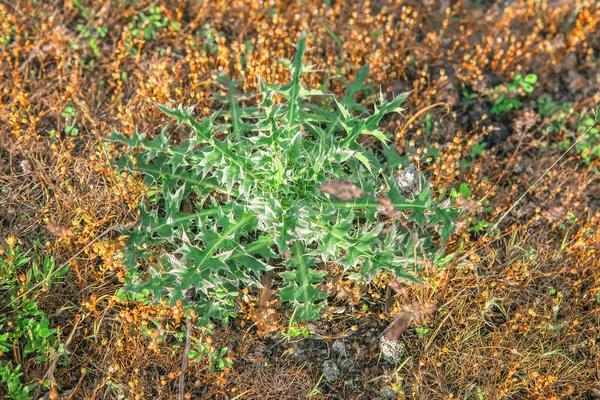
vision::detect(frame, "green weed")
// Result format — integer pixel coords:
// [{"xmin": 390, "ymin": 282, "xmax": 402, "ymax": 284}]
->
[
  {"xmin": 0, "ymin": 241, "xmax": 69, "ymax": 400},
  {"xmin": 196, "ymin": 24, "xmax": 221, "ymax": 54},
  {"xmin": 62, "ymin": 101, "xmax": 79, "ymax": 137},
  {"xmin": 109, "ymin": 35, "xmax": 460, "ymax": 331},
  {"xmin": 556, "ymin": 113, "xmax": 600, "ymax": 165},
  {"xmin": 536, "ymin": 97, "xmax": 600, "ymax": 166},
  {"xmin": 70, "ymin": 1, "xmax": 109, "ymax": 67},
  {"xmin": 188, "ymin": 340, "xmax": 233, "ymax": 373},
  {"xmin": 490, "ymin": 74, "xmax": 538, "ymax": 115},
  {"xmin": 0, "ymin": 21, "xmax": 16, "ymax": 50},
  {"xmin": 537, "ymin": 96, "xmax": 571, "ymax": 120},
  {"xmin": 283, "ymin": 308, "xmax": 311, "ymax": 340},
  {"xmin": 415, "ymin": 327, "xmax": 429, "ymax": 338},
  {"xmin": 72, "ymin": 0, "xmax": 90, "ymax": 19},
  {"xmin": 76, "ymin": 24, "xmax": 108, "ymax": 58},
  {"xmin": 125, "ymin": 7, "xmax": 178, "ymax": 55}
]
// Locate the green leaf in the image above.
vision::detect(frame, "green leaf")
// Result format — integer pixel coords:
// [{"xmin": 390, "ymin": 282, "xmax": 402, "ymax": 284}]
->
[
  {"xmin": 323, "ymin": 24, "xmax": 343, "ymax": 48},
  {"xmin": 433, "ymin": 250, "xmax": 456, "ymax": 267},
  {"xmin": 108, "ymin": 34, "xmax": 459, "ymax": 335},
  {"xmin": 279, "ymin": 33, "xmax": 306, "ymax": 125},
  {"xmin": 341, "ymin": 63, "xmax": 371, "ymax": 113},
  {"xmin": 279, "ymin": 242, "xmax": 327, "ymax": 321},
  {"xmin": 216, "ymin": 75, "xmax": 252, "ymax": 138},
  {"xmin": 353, "ymin": 151, "xmax": 372, "ymax": 173},
  {"xmin": 524, "ymin": 74, "xmax": 537, "ymax": 84},
  {"xmin": 459, "ymin": 183, "xmax": 471, "ymax": 199},
  {"xmin": 393, "ymin": 266, "xmax": 423, "ymax": 285},
  {"xmin": 360, "ymin": 129, "xmax": 390, "ymax": 143}
]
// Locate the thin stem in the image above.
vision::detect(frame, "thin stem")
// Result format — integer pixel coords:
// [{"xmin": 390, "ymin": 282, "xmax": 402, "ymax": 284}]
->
[{"xmin": 179, "ymin": 316, "xmax": 193, "ymax": 400}]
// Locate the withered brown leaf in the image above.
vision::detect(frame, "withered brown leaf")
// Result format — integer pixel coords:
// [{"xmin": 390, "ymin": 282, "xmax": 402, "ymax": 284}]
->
[
  {"xmin": 382, "ymin": 302, "xmax": 435, "ymax": 340},
  {"xmin": 46, "ymin": 222, "xmax": 69, "ymax": 238},
  {"xmin": 376, "ymin": 195, "xmax": 402, "ymax": 219},
  {"xmin": 455, "ymin": 197, "xmax": 478, "ymax": 213},
  {"xmin": 541, "ymin": 206, "xmax": 566, "ymax": 222},
  {"xmin": 319, "ymin": 179, "xmax": 365, "ymax": 201}
]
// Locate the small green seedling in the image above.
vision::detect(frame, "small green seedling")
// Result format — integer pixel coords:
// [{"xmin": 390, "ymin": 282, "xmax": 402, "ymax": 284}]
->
[
  {"xmin": 416, "ymin": 327, "xmax": 429, "ymax": 337},
  {"xmin": 490, "ymin": 74, "xmax": 538, "ymax": 115},
  {"xmin": 62, "ymin": 101, "xmax": 79, "ymax": 136}
]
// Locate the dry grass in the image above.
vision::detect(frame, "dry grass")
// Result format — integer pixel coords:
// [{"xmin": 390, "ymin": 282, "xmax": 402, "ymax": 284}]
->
[{"xmin": 1, "ymin": 0, "xmax": 599, "ymax": 398}]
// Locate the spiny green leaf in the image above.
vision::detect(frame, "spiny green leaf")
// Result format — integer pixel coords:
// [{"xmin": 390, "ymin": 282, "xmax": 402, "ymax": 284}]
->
[
  {"xmin": 109, "ymin": 34, "xmax": 460, "ymax": 332},
  {"xmin": 280, "ymin": 241, "xmax": 327, "ymax": 321},
  {"xmin": 352, "ymin": 151, "xmax": 372, "ymax": 173}
]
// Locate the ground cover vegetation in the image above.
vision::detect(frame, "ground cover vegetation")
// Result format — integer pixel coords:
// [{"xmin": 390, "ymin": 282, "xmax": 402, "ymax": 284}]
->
[{"xmin": 0, "ymin": 1, "xmax": 599, "ymax": 399}]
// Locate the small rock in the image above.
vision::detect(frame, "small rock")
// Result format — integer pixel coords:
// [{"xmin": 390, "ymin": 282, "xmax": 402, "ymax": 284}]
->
[
  {"xmin": 323, "ymin": 360, "xmax": 341, "ymax": 383},
  {"xmin": 379, "ymin": 386, "xmax": 399, "ymax": 400},
  {"xmin": 332, "ymin": 340, "xmax": 347, "ymax": 358},
  {"xmin": 379, "ymin": 336, "xmax": 406, "ymax": 365},
  {"xmin": 338, "ymin": 358, "xmax": 353, "ymax": 372},
  {"xmin": 396, "ymin": 164, "xmax": 422, "ymax": 199}
]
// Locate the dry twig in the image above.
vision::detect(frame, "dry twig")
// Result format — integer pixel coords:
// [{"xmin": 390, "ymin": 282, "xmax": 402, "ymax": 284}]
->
[{"xmin": 179, "ymin": 316, "xmax": 193, "ymax": 400}]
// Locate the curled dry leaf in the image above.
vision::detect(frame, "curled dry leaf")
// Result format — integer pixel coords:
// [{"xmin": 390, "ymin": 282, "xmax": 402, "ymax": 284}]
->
[
  {"xmin": 319, "ymin": 179, "xmax": 366, "ymax": 201},
  {"xmin": 541, "ymin": 206, "xmax": 567, "ymax": 222},
  {"xmin": 382, "ymin": 302, "xmax": 435, "ymax": 341},
  {"xmin": 388, "ymin": 280, "xmax": 409, "ymax": 298},
  {"xmin": 455, "ymin": 197, "xmax": 478, "ymax": 213},
  {"xmin": 323, "ymin": 271, "xmax": 362, "ymax": 305},
  {"xmin": 376, "ymin": 195, "xmax": 402, "ymax": 219},
  {"xmin": 383, "ymin": 311, "xmax": 413, "ymax": 341},
  {"xmin": 46, "ymin": 222, "xmax": 69, "ymax": 238},
  {"xmin": 253, "ymin": 272, "xmax": 279, "ymax": 334},
  {"xmin": 121, "ymin": 220, "xmax": 138, "ymax": 230}
]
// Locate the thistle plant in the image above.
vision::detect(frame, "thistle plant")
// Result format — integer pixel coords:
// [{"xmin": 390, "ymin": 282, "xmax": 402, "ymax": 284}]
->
[{"xmin": 109, "ymin": 35, "xmax": 459, "ymax": 327}]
